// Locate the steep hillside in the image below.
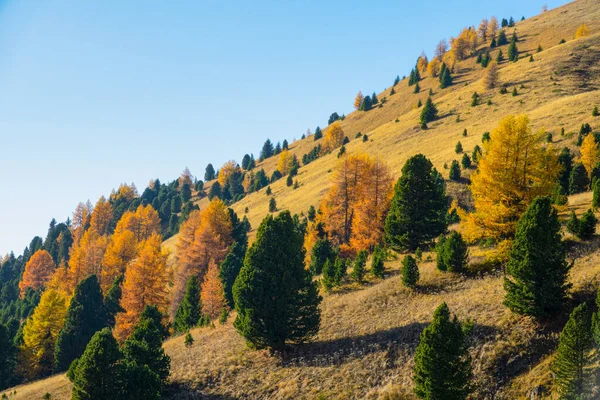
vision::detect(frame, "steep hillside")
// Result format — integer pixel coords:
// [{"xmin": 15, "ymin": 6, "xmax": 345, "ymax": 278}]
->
[{"xmin": 4, "ymin": 1, "xmax": 600, "ymax": 399}]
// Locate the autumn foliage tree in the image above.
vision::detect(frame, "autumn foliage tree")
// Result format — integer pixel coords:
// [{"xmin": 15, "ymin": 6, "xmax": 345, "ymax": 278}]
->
[
  {"xmin": 172, "ymin": 199, "xmax": 233, "ymax": 316},
  {"xmin": 483, "ymin": 61, "xmax": 500, "ymax": 89},
  {"xmin": 200, "ymin": 261, "xmax": 226, "ymax": 320},
  {"xmin": 580, "ymin": 133, "xmax": 599, "ymax": 180},
  {"xmin": 319, "ymin": 153, "xmax": 392, "ymax": 256},
  {"xmin": 115, "ymin": 234, "xmax": 170, "ymax": 341},
  {"xmin": 19, "ymin": 249, "xmax": 56, "ymax": 296},
  {"xmin": 353, "ymin": 91, "xmax": 364, "ymax": 110},
  {"xmin": 575, "ymin": 24, "xmax": 590, "ymax": 39},
  {"xmin": 462, "ymin": 115, "xmax": 560, "ymax": 241},
  {"xmin": 322, "ymin": 122, "xmax": 345, "ymax": 153},
  {"xmin": 19, "ymin": 289, "xmax": 68, "ymax": 379}
]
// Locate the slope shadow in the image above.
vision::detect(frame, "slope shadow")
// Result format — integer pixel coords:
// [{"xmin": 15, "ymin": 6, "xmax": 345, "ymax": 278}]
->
[
  {"xmin": 164, "ymin": 383, "xmax": 238, "ymax": 400},
  {"xmin": 279, "ymin": 322, "xmax": 499, "ymax": 368}
]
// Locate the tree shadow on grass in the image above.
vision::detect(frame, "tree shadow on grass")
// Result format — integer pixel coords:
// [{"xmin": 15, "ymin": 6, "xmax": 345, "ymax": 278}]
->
[
  {"xmin": 279, "ymin": 322, "xmax": 499, "ymax": 368},
  {"xmin": 164, "ymin": 383, "xmax": 239, "ymax": 400}
]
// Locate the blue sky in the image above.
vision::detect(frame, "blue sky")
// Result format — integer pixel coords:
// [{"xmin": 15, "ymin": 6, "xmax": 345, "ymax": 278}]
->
[{"xmin": 0, "ymin": 0, "xmax": 567, "ymax": 255}]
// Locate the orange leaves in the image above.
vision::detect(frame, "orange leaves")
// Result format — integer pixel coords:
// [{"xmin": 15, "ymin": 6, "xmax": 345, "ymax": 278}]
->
[
  {"xmin": 322, "ymin": 122, "xmax": 345, "ymax": 153},
  {"xmin": 353, "ymin": 91, "xmax": 364, "ymax": 110},
  {"xmin": 200, "ymin": 261, "xmax": 226, "ymax": 320},
  {"xmin": 417, "ymin": 53, "xmax": 429, "ymax": 74},
  {"xmin": 19, "ymin": 250, "xmax": 56, "ymax": 296},
  {"xmin": 114, "ymin": 233, "xmax": 170, "ymax": 342},
  {"xmin": 575, "ymin": 24, "xmax": 590, "ymax": 39},
  {"xmin": 114, "ymin": 204, "xmax": 161, "ymax": 242},
  {"xmin": 277, "ymin": 149, "xmax": 292, "ymax": 175},
  {"xmin": 462, "ymin": 115, "xmax": 560, "ymax": 241},
  {"xmin": 67, "ymin": 228, "xmax": 108, "ymax": 292},
  {"xmin": 320, "ymin": 153, "xmax": 392, "ymax": 256},
  {"xmin": 172, "ymin": 199, "xmax": 233, "ymax": 316},
  {"xmin": 101, "ymin": 229, "xmax": 137, "ymax": 292},
  {"xmin": 427, "ymin": 58, "xmax": 441, "ymax": 77},
  {"xmin": 218, "ymin": 160, "xmax": 240, "ymax": 186},
  {"xmin": 90, "ymin": 196, "xmax": 113, "ymax": 236}
]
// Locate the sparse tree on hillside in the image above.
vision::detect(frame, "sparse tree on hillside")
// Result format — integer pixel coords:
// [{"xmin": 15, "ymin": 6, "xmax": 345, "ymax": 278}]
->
[
  {"xmin": 552, "ymin": 303, "xmax": 593, "ymax": 399},
  {"xmin": 449, "ymin": 160, "xmax": 461, "ymax": 181},
  {"xmin": 478, "ymin": 19, "xmax": 489, "ymax": 41},
  {"xmin": 504, "ymin": 197, "xmax": 570, "ymax": 317},
  {"xmin": 488, "ymin": 17, "xmax": 499, "ymax": 39},
  {"xmin": 205, "ymin": 163, "xmax": 216, "ymax": 181},
  {"xmin": 417, "ymin": 52, "xmax": 428, "ymax": 74},
  {"xmin": 427, "ymin": 58, "xmax": 441, "ymax": 77},
  {"xmin": 580, "ymin": 133, "xmax": 599, "ymax": 179},
  {"xmin": 414, "ymin": 302, "xmax": 472, "ymax": 399},
  {"xmin": 575, "ymin": 24, "xmax": 590, "ymax": 39},
  {"xmin": 351, "ymin": 250, "xmax": 367, "ymax": 283},
  {"xmin": 173, "ymin": 276, "xmax": 201, "ymax": 333},
  {"xmin": 483, "ymin": 61, "xmax": 500, "ymax": 89},
  {"xmin": 462, "ymin": 115, "xmax": 560, "ymax": 241},
  {"xmin": 437, "ymin": 231, "xmax": 469, "ymax": 273},
  {"xmin": 419, "ymin": 97, "xmax": 438, "ymax": 127},
  {"xmin": 260, "ymin": 139, "xmax": 275, "ymax": 161},
  {"xmin": 269, "ymin": 197, "xmax": 277, "ymax": 212},
  {"xmin": 322, "ymin": 122, "xmax": 345, "ymax": 153},
  {"xmin": 440, "ymin": 66, "xmax": 453, "ymax": 89},
  {"xmin": 401, "ymin": 255, "xmax": 419, "ymax": 288},
  {"xmin": 371, "ymin": 245, "xmax": 385, "ymax": 278},
  {"xmin": 233, "ymin": 211, "xmax": 322, "ymax": 351},
  {"xmin": 570, "ymin": 163, "xmax": 589, "ymax": 194},
  {"xmin": 434, "ymin": 39, "xmax": 448, "ymax": 60},
  {"xmin": 354, "ymin": 91, "xmax": 364, "ymax": 110},
  {"xmin": 507, "ymin": 36, "xmax": 519, "ymax": 62},
  {"xmin": 385, "ymin": 154, "xmax": 447, "ymax": 250},
  {"xmin": 314, "ymin": 126, "xmax": 323, "ymax": 141}
]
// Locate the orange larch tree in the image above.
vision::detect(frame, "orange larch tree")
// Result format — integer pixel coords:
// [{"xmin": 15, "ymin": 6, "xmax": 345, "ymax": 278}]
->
[
  {"xmin": 101, "ymin": 229, "xmax": 137, "ymax": 292},
  {"xmin": 70, "ymin": 201, "xmax": 92, "ymax": 245},
  {"xmin": 67, "ymin": 229, "xmax": 108, "ymax": 293},
  {"xmin": 172, "ymin": 199, "xmax": 233, "ymax": 316},
  {"xmin": 19, "ymin": 250, "xmax": 56, "ymax": 296},
  {"xmin": 114, "ymin": 204, "xmax": 161, "ymax": 242},
  {"xmin": 218, "ymin": 160, "xmax": 240, "ymax": 186},
  {"xmin": 200, "ymin": 261, "xmax": 227, "ymax": 320},
  {"xmin": 114, "ymin": 233, "xmax": 170, "ymax": 341},
  {"xmin": 89, "ymin": 196, "xmax": 113, "ymax": 236}
]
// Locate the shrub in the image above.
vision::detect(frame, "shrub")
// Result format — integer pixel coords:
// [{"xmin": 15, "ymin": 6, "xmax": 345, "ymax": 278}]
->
[
  {"xmin": 184, "ymin": 333, "xmax": 194, "ymax": 347},
  {"xmin": 363, "ymin": 134, "xmax": 369, "ymax": 142},
  {"xmin": 437, "ymin": 232, "xmax": 469, "ymax": 273},
  {"xmin": 593, "ymin": 106, "xmax": 599, "ymax": 117}
]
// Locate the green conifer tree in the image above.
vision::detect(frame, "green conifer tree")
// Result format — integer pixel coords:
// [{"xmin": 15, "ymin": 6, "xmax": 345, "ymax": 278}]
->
[
  {"xmin": 370, "ymin": 245, "xmax": 385, "ymax": 278},
  {"xmin": 173, "ymin": 276, "xmax": 201, "ymax": 333},
  {"xmin": 552, "ymin": 303, "xmax": 593, "ymax": 399},
  {"xmin": 310, "ymin": 238, "xmax": 334, "ymax": 276},
  {"xmin": 569, "ymin": 163, "xmax": 589, "ymax": 194},
  {"xmin": 321, "ymin": 259, "xmax": 335, "ymax": 291},
  {"xmin": 385, "ymin": 155, "xmax": 447, "ymax": 250},
  {"xmin": 220, "ymin": 242, "xmax": 247, "ymax": 308},
  {"xmin": 351, "ymin": 250, "xmax": 368, "ymax": 283},
  {"xmin": 401, "ymin": 255, "xmax": 419, "ymax": 288},
  {"xmin": 54, "ymin": 275, "xmax": 106, "ymax": 372},
  {"xmin": 419, "ymin": 97, "xmax": 438, "ymax": 127},
  {"xmin": 333, "ymin": 257, "xmax": 347, "ymax": 286},
  {"xmin": 504, "ymin": 197, "xmax": 571, "ymax": 317},
  {"xmin": 449, "ymin": 160, "xmax": 461, "ymax": 181},
  {"xmin": 414, "ymin": 302, "xmax": 472, "ymax": 399},
  {"xmin": 102, "ymin": 274, "xmax": 124, "ymax": 329},
  {"xmin": 233, "ymin": 211, "xmax": 322, "ymax": 351}
]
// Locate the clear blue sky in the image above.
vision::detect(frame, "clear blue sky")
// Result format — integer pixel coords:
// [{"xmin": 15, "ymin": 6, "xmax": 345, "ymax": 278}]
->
[{"xmin": 0, "ymin": 0, "xmax": 567, "ymax": 255}]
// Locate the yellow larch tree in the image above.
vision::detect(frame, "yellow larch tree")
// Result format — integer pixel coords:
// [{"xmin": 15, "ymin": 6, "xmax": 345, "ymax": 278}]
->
[
  {"xmin": 172, "ymin": 198, "xmax": 233, "ymax": 316},
  {"xmin": 427, "ymin": 58, "xmax": 442, "ymax": 77},
  {"xmin": 114, "ymin": 233, "xmax": 170, "ymax": 342},
  {"xmin": 218, "ymin": 160, "xmax": 240, "ymax": 186},
  {"xmin": 353, "ymin": 91, "xmax": 364, "ymax": 110},
  {"xmin": 417, "ymin": 52, "xmax": 429, "ymax": 74},
  {"xmin": 19, "ymin": 250, "xmax": 56, "ymax": 297},
  {"xmin": 180, "ymin": 166, "xmax": 194, "ymax": 188},
  {"xmin": 322, "ymin": 122, "xmax": 345, "ymax": 153},
  {"xmin": 110, "ymin": 183, "xmax": 138, "ymax": 203},
  {"xmin": 101, "ymin": 229, "xmax": 137, "ymax": 292},
  {"xmin": 575, "ymin": 24, "xmax": 590, "ymax": 38},
  {"xmin": 114, "ymin": 204, "xmax": 161, "ymax": 242},
  {"xmin": 200, "ymin": 261, "xmax": 227, "ymax": 320},
  {"xmin": 277, "ymin": 149, "xmax": 292, "ymax": 175},
  {"xmin": 580, "ymin": 133, "xmax": 599, "ymax": 179},
  {"xmin": 70, "ymin": 201, "xmax": 92, "ymax": 245},
  {"xmin": 67, "ymin": 228, "xmax": 108, "ymax": 293},
  {"xmin": 89, "ymin": 196, "xmax": 113, "ymax": 236},
  {"xmin": 478, "ymin": 18, "xmax": 489, "ymax": 41},
  {"xmin": 488, "ymin": 16, "xmax": 499, "ymax": 39},
  {"xmin": 462, "ymin": 115, "xmax": 560, "ymax": 241},
  {"xmin": 19, "ymin": 289, "xmax": 68, "ymax": 379}
]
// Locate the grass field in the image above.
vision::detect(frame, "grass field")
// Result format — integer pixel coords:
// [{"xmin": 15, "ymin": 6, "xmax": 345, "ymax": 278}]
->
[{"xmin": 4, "ymin": 0, "xmax": 600, "ymax": 398}]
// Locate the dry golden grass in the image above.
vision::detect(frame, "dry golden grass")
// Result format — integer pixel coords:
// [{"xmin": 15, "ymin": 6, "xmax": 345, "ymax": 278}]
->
[{"xmin": 6, "ymin": 1, "xmax": 600, "ymax": 398}]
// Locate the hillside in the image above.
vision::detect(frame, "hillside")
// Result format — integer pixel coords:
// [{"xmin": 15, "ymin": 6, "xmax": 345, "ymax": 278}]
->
[{"xmin": 3, "ymin": 0, "xmax": 600, "ymax": 399}]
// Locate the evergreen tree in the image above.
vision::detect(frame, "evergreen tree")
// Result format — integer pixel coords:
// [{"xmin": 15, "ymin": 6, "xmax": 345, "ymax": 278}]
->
[
  {"xmin": 173, "ymin": 276, "xmax": 201, "ymax": 333},
  {"xmin": 461, "ymin": 153, "xmax": 471, "ymax": 169},
  {"xmin": 310, "ymin": 238, "xmax": 334, "ymax": 276},
  {"xmin": 578, "ymin": 209, "xmax": 597, "ymax": 240},
  {"xmin": 419, "ymin": 97, "xmax": 438, "ymax": 127},
  {"xmin": 333, "ymin": 257, "xmax": 347, "ymax": 286},
  {"xmin": 490, "ymin": 37, "xmax": 497, "ymax": 48},
  {"xmin": 497, "ymin": 30, "xmax": 508, "ymax": 45},
  {"xmin": 385, "ymin": 154, "xmax": 447, "ymax": 250},
  {"xmin": 0, "ymin": 323, "xmax": 15, "ymax": 390},
  {"xmin": 401, "ymin": 255, "xmax": 419, "ymax": 288},
  {"xmin": 321, "ymin": 259, "xmax": 335, "ymax": 291},
  {"xmin": 501, "ymin": 18, "xmax": 508, "ymax": 28},
  {"xmin": 455, "ymin": 141, "xmax": 463, "ymax": 153},
  {"xmin": 372, "ymin": 92, "xmax": 378, "ymax": 105},
  {"xmin": 472, "ymin": 145, "xmax": 482, "ymax": 163},
  {"xmin": 241, "ymin": 154, "xmax": 251, "ymax": 170},
  {"xmin": 414, "ymin": 302, "xmax": 472, "ymax": 399},
  {"xmin": 362, "ymin": 95, "xmax": 373, "ymax": 111},
  {"xmin": 233, "ymin": 211, "xmax": 322, "ymax": 351},
  {"xmin": 592, "ymin": 290, "xmax": 600, "ymax": 346},
  {"xmin": 286, "ymin": 174, "xmax": 293, "ymax": 187},
  {"xmin": 390, "ymin": 87, "xmax": 396, "ymax": 95},
  {"xmin": 449, "ymin": 160, "xmax": 461, "ymax": 181},
  {"xmin": 328, "ymin": 112, "xmax": 340, "ymax": 125},
  {"xmin": 314, "ymin": 126, "xmax": 323, "ymax": 141},
  {"xmin": 569, "ymin": 163, "xmax": 589, "ymax": 194},
  {"xmin": 55, "ymin": 275, "xmax": 107, "ymax": 372},
  {"xmin": 496, "ymin": 49, "xmax": 504, "ymax": 62},
  {"xmin": 414, "ymin": 82, "xmax": 420, "ymax": 94},
  {"xmin": 552, "ymin": 303, "xmax": 593, "ymax": 399},
  {"xmin": 371, "ymin": 245, "xmax": 385, "ymax": 278},
  {"xmin": 269, "ymin": 197, "xmax": 277, "ymax": 212},
  {"xmin": 593, "ymin": 179, "xmax": 600, "ymax": 209},
  {"xmin": 558, "ymin": 148, "xmax": 574, "ymax": 195},
  {"xmin": 103, "ymin": 274, "xmax": 124, "ymax": 329},
  {"xmin": 220, "ymin": 242, "xmax": 247, "ymax": 308},
  {"xmin": 69, "ymin": 328, "xmax": 123, "ymax": 400},
  {"xmin": 122, "ymin": 306, "xmax": 170, "ymax": 385},
  {"xmin": 208, "ymin": 181, "xmax": 222, "ymax": 200},
  {"xmin": 351, "ymin": 250, "xmax": 368, "ymax": 283},
  {"xmin": 393, "ymin": 75, "xmax": 400, "ymax": 86},
  {"xmin": 437, "ymin": 231, "xmax": 469, "ymax": 273},
  {"xmin": 204, "ymin": 163, "xmax": 216, "ymax": 181},
  {"xmin": 504, "ymin": 197, "xmax": 571, "ymax": 317},
  {"xmin": 439, "ymin": 67, "xmax": 453, "ymax": 89}
]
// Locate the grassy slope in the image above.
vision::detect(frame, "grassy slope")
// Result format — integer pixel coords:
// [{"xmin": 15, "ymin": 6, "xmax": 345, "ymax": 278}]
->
[{"xmin": 4, "ymin": 1, "xmax": 600, "ymax": 398}]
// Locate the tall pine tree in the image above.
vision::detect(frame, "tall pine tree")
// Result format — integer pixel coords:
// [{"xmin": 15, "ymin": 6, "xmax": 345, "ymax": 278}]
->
[
  {"xmin": 233, "ymin": 211, "xmax": 322, "ymax": 351},
  {"xmin": 413, "ymin": 302, "xmax": 472, "ymax": 399},
  {"xmin": 504, "ymin": 197, "xmax": 571, "ymax": 317},
  {"xmin": 384, "ymin": 154, "xmax": 447, "ymax": 250},
  {"xmin": 173, "ymin": 276, "xmax": 201, "ymax": 333}
]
